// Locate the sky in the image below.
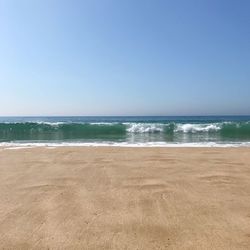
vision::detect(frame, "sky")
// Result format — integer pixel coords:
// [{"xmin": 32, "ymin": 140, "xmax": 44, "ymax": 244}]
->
[{"xmin": 0, "ymin": 0, "xmax": 249, "ymax": 116}]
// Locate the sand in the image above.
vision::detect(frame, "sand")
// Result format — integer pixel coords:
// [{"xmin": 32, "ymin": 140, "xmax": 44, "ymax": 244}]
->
[{"xmin": 0, "ymin": 147, "xmax": 250, "ymax": 249}]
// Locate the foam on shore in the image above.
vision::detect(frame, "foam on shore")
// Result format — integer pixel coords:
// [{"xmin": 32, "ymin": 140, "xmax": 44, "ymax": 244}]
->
[{"xmin": 1, "ymin": 141, "xmax": 250, "ymax": 149}]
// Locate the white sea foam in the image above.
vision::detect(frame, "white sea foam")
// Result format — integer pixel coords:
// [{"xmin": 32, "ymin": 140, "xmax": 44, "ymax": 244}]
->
[
  {"xmin": 125, "ymin": 123, "xmax": 222, "ymax": 134},
  {"xmin": 0, "ymin": 121, "xmax": 66, "ymax": 126},
  {"xmin": 34, "ymin": 121, "xmax": 65, "ymax": 126},
  {"xmin": 1, "ymin": 141, "xmax": 250, "ymax": 149},
  {"xmin": 89, "ymin": 122, "xmax": 119, "ymax": 125},
  {"xmin": 33, "ymin": 122, "xmax": 117, "ymax": 126},
  {"xmin": 126, "ymin": 123, "xmax": 164, "ymax": 133},
  {"xmin": 175, "ymin": 123, "xmax": 221, "ymax": 133}
]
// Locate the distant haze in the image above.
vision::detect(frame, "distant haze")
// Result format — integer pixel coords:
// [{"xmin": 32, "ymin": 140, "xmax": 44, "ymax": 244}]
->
[{"xmin": 0, "ymin": 0, "xmax": 249, "ymax": 116}]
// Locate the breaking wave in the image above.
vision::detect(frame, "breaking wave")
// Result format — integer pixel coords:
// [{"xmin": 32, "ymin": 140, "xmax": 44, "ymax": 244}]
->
[
  {"xmin": 175, "ymin": 123, "xmax": 221, "ymax": 133},
  {"xmin": 0, "ymin": 121, "xmax": 250, "ymax": 142}
]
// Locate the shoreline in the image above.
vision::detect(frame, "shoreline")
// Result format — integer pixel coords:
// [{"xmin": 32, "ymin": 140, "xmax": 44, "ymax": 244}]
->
[{"xmin": 1, "ymin": 141, "xmax": 250, "ymax": 149}]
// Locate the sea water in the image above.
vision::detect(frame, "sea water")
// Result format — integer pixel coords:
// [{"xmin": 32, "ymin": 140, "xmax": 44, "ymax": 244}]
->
[{"xmin": 0, "ymin": 116, "xmax": 250, "ymax": 147}]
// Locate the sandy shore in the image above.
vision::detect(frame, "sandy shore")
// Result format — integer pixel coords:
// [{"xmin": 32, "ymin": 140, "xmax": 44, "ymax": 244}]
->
[{"xmin": 0, "ymin": 147, "xmax": 250, "ymax": 249}]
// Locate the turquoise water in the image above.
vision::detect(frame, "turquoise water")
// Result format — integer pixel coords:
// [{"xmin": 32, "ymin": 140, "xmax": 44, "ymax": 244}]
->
[{"xmin": 0, "ymin": 116, "xmax": 250, "ymax": 146}]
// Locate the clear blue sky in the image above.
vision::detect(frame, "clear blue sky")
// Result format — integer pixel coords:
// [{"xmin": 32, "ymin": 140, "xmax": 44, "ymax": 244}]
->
[{"xmin": 0, "ymin": 0, "xmax": 249, "ymax": 116}]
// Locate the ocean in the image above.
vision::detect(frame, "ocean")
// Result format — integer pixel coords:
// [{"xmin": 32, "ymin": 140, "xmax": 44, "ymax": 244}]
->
[{"xmin": 0, "ymin": 116, "xmax": 250, "ymax": 147}]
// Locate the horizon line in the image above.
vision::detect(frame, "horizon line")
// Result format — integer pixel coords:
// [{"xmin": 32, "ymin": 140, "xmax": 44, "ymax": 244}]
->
[{"xmin": 1, "ymin": 114, "xmax": 250, "ymax": 117}]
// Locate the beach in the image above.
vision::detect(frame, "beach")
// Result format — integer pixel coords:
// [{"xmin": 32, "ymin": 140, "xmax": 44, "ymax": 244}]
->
[{"xmin": 0, "ymin": 147, "xmax": 250, "ymax": 249}]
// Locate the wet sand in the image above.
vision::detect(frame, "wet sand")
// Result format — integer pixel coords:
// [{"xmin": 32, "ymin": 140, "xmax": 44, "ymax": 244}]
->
[{"xmin": 0, "ymin": 147, "xmax": 250, "ymax": 249}]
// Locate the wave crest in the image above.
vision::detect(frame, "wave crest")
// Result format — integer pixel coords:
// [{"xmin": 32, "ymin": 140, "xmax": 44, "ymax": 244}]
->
[
  {"xmin": 175, "ymin": 124, "xmax": 221, "ymax": 133},
  {"xmin": 126, "ymin": 123, "xmax": 164, "ymax": 133}
]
